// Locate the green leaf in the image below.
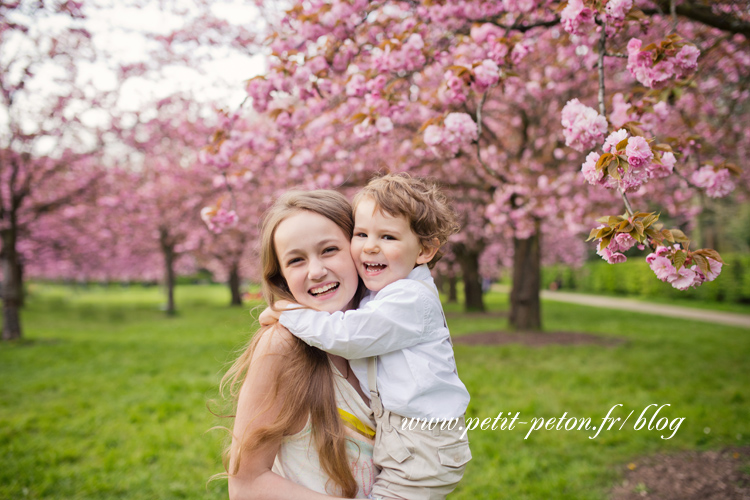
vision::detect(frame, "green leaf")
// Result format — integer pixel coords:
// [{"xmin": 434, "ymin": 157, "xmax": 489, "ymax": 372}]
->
[
  {"xmin": 693, "ymin": 254, "xmax": 710, "ymax": 277},
  {"xmin": 674, "ymin": 251, "xmax": 687, "ymax": 272},
  {"xmin": 670, "ymin": 229, "xmax": 690, "ymax": 244},
  {"xmin": 608, "ymin": 162, "xmax": 620, "ymax": 180},
  {"xmin": 642, "ymin": 213, "xmax": 659, "ymax": 228},
  {"xmin": 633, "ymin": 220, "xmax": 645, "ymax": 236}
]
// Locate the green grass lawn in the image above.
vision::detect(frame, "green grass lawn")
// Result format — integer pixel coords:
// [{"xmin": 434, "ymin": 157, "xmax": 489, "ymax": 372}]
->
[{"xmin": 1, "ymin": 283, "xmax": 748, "ymax": 499}]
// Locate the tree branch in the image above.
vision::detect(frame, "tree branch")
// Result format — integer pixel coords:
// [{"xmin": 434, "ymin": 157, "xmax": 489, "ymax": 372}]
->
[{"xmin": 643, "ymin": 1, "xmax": 750, "ymax": 37}]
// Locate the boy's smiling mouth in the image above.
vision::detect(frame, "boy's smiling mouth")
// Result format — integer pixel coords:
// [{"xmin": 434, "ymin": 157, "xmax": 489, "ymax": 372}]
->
[
  {"xmin": 309, "ymin": 282, "xmax": 340, "ymax": 296},
  {"xmin": 363, "ymin": 263, "xmax": 387, "ymax": 274}
]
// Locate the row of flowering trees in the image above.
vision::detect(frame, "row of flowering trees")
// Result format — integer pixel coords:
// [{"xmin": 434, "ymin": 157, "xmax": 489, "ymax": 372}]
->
[
  {"xmin": 0, "ymin": 0, "xmax": 262, "ymax": 339},
  {"xmin": 201, "ymin": 0, "xmax": 749, "ymax": 330},
  {"xmin": 2, "ymin": 1, "xmax": 748, "ymax": 341}
]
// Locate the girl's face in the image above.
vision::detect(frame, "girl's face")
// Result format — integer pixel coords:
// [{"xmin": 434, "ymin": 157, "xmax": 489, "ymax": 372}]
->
[{"xmin": 274, "ymin": 210, "xmax": 359, "ymax": 313}]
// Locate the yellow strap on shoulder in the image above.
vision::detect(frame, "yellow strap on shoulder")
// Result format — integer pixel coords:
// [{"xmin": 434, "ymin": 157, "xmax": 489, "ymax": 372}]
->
[{"xmin": 338, "ymin": 408, "xmax": 376, "ymax": 439}]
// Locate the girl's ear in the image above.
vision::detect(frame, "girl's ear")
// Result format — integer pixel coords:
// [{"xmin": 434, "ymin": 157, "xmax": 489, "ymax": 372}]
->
[{"xmin": 416, "ymin": 238, "xmax": 441, "ymax": 265}]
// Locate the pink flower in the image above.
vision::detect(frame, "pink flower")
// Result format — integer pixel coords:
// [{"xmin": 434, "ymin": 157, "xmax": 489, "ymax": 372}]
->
[
  {"xmin": 307, "ymin": 55, "xmax": 329, "ymax": 74},
  {"xmin": 201, "ymin": 207, "xmax": 239, "ymax": 234},
  {"xmin": 470, "ymin": 23, "xmax": 503, "ymax": 44},
  {"xmin": 614, "ymin": 232, "xmax": 636, "ymax": 252},
  {"xmin": 652, "ymin": 101, "xmax": 669, "ymax": 121},
  {"xmin": 609, "ymin": 94, "xmax": 635, "ymax": 128},
  {"xmin": 669, "ymin": 266, "xmax": 697, "ymax": 290},
  {"xmin": 674, "ymin": 44, "xmax": 700, "ymax": 74},
  {"xmin": 346, "ymin": 74, "xmax": 366, "ymax": 97},
  {"xmin": 561, "ymin": 0, "xmax": 595, "ymax": 35},
  {"xmin": 375, "ymin": 116, "xmax": 393, "ymax": 134},
  {"xmin": 423, "ymin": 125, "xmax": 443, "ymax": 146},
  {"xmin": 649, "ymin": 255, "xmax": 676, "ymax": 282},
  {"xmin": 625, "ymin": 136, "xmax": 653, "ymax": 169},
  {"xmin": 608, "ymin": 252, "xmax": 627, "ymax": 264},
  {"xmin": 353, "ymin": 117, "xmax": 375, "ymax": 139},
  {"xmin": 561, "ymin": 99, "xmax": 608, "ymax": 152},
  {"xmin": 605, "ymin": 0, "xmax": 633, "ymax": 25},
  {"xmin": 473, "ymin": 59, "xmax": 501, "ymax": 92},
  {"xmin": 603, "ymin": 129, "xmax": 629, "ymax": 153},
  {"xmin": 444, "ymin": 112, "xmax": 478, "ymax": 141},
  {"xmin": 581, "ymin": 151, "xmax": 603, "ymax": 185},
  {"xmin": 704, "ymin": 258, "xmax": 723, "ymax": 281},
  {"xmin": 648, "ymin": 151, "xmax": 675, "ymax": 179},
  {"xmin": 691, "ymin": 166, "xmax": 735, "ymax": 198}
]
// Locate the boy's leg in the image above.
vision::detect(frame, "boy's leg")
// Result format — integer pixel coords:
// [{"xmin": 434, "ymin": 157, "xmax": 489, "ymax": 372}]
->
[{"xmin": 371, "ymin": 413, "xmax": 471, "ymax": 500}]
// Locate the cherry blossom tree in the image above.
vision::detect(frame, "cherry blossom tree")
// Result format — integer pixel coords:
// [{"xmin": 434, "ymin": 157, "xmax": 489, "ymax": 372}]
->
[
  {"xmin": 201, "ymin": 0, "xmax": 748, "ymax": 330},
  {"xmin": 0, "ymin": 1, "xmax": 110, "ymax": 340}
]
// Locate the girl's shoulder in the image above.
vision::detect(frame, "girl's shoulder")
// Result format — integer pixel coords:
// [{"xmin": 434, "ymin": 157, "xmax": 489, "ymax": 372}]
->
[{"xmin": 252, "ymin": 323, "xmax": 299, "ymax": 359}]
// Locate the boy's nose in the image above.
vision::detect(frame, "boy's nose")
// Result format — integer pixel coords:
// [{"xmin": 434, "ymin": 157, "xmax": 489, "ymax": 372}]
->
[{"xmin": 363, "ymin": 238, "xmax": 379, "ymax": 253}]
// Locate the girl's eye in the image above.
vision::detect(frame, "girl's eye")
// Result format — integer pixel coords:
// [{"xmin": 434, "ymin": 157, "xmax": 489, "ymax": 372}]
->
[
  {"xmin": 287, "ymin": 257, "xmax": 303, "ymax": 266},
  {"xmin": 323, "ymin": 246, "xmax": 338, "ymax": 254}
]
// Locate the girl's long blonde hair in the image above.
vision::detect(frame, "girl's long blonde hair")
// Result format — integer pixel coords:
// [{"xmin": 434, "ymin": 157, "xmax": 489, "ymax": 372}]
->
[{"xmin": 219, "ymin": 190, "xmax": 365, "ymax": 498}]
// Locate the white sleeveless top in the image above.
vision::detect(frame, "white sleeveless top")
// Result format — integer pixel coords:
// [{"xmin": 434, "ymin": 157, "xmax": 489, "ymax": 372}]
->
[{"xmin": 271, "ymin": 361, "xmax": 377, "ymax": 498}]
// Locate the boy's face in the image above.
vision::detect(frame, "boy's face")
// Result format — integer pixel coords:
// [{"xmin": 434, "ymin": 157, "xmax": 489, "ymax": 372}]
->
[{"xmin": 351, "ymin": 197, "xmax": 432, "ymax": 292}]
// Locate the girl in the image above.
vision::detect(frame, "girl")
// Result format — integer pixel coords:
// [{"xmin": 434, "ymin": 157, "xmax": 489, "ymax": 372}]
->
[{"xmin": 219, "ymin": 190, "xmax": 376, "ymax": 499}]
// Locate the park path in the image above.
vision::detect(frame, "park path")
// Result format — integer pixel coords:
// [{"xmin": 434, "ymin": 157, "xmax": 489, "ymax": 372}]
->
[{"xmin": 493, "ymin": 285, "xmax": 750, "ymax": 329}]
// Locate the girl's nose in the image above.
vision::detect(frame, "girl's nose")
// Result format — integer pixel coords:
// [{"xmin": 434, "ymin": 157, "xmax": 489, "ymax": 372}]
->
[{"xmin": 308, "ymin": 258, "xmax": 328, "ymax": 280}]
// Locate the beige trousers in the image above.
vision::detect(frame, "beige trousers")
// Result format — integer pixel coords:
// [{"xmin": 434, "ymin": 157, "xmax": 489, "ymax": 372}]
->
[{"xmin": 368, "ymin": 357, "xmax": 471, "ymax": 500}]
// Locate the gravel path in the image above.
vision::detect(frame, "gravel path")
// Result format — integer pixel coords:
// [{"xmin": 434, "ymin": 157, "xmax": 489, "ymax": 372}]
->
[{"xmin": 493, "ymin": 285, "xmax": 750, "ymax": 329}]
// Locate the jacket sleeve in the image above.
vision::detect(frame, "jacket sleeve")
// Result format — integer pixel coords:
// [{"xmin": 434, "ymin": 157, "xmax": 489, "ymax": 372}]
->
[{"xmin": 278, "ymin": 281, "xmax": 427, "ymax": 359}]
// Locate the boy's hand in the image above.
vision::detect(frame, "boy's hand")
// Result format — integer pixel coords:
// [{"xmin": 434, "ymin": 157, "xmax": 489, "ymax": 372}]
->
[{"xmin": 258, "ymin": 300, "xmax": 295, "ymax": 327}]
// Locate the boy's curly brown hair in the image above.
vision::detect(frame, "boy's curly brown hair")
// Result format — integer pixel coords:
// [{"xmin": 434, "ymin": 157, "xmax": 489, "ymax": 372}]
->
[{"xmin": 352, "ymin": 172, "xmax": 460, "ymax": 269}]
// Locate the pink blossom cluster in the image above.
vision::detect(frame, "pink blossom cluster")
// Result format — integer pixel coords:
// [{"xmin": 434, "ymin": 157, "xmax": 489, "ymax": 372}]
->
[
  {"xmin": 372, "ymin": 33, "xmax": 426, "ymax": 73},
  {"xmin": 353, "ymin": 116, "xmax": 394, "ymax": 139},
  {"xmin": 604, "ymin": 0, "xmax": 633, "ymax": 26},
  {"xmin": 423, "ymin": 112, "xmax": 478, "ymax": 157},
  {"xmin": 581, "ymin": 129, "xmax": 672, "ymax": 192},
  {"xmin": 443, "ymin": 69, "xmax": 468, "ymax": 104},
  {"xmin": 626, "ymin": 39, "xmax": 700, "ymax": 88},
  {"xmin": 472, "ymin": 59, "xmax": 501, "ymax": 93},
  {"xmin": 561, "ymin": 99, "xmax": 608, "ymax": 152},
  {"xmin": 691, "ymin": 166, "xmax": 735, "ymax": 198},
  {"xmin": 596, "ymin": 231, "xmax": 638, "ymax": 264},
  {"xmin": 200, "ymin": 206, "xmax": 238, "ymax": 234},
  {"xmin": 561, "ymin": 0, "xmax": 595, "ymax": 36},
  {"xmin": 609, "ymin": 93, "xmax": 637, "ymax": 128},
  {"xmin": 247, "ymin": 77, "xmax": 274, "ymax": 113},
  {"xmin": 647, "ymin": 247, "xmax": 722, "ymax": 290}
]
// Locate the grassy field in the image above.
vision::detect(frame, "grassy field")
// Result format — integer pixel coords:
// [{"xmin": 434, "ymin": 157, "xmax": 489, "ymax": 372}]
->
[{"xmin": 1, "ymin": 283, "xmax": 748, "ymax": 499}]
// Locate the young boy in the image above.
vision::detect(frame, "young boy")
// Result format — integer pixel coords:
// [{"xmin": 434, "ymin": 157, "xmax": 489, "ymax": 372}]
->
[{"xmin": 261, "ymin": 173, "xmax": 471, "ymax": 500}]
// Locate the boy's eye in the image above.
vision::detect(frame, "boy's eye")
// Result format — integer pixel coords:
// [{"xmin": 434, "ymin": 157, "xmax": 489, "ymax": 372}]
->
[
  {"xmin": 354, "ymin": 232, "xmax": 367, "ymax": 238},
  {"xmin": 382, "ymin": 235, "xmax": 396, "ymax": 240}
]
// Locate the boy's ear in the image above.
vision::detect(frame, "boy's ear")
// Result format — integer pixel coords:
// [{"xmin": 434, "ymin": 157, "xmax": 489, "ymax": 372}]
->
[{"xmin": 416, "ymin": 238, "xmax": 441, "ymax": 265}]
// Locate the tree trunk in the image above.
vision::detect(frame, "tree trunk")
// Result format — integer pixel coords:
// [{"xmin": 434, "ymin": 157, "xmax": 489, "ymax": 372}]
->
[
  {"xmin": 228, "ymin": 263, "xmax": 242, "ymax": 306},
  {"xmin": 509, "ymin": 223, "xmax": 541, "ymax": 331},
  {"xmin": 1, "ymin": 227, "xmax": 23, "ymax": 340},
  {"xmin": 448, "ymin": 275, "xmax": 458, "ymax": 304},
  {"xmin": 160, "ymin": 229, "xmax": 176, "ymax": 316},
  {"xmin": 454, "ymin": 243, "xmax": 485, "ymax": 312},
  {"xmin": 16, "ymin": 260, "xmax": 24, "ymax": 308}
]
